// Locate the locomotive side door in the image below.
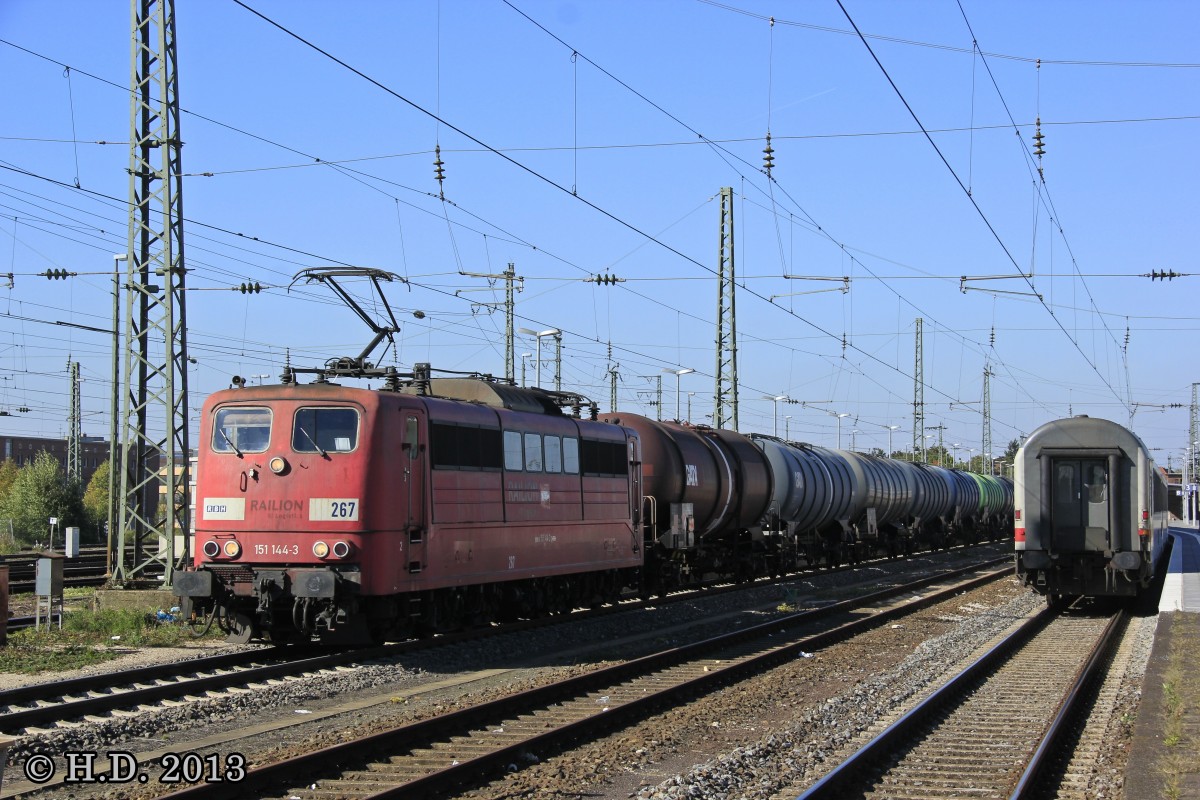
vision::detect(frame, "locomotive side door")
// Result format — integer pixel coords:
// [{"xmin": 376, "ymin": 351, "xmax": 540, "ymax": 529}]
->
[
  {"xmin": 402, "ymin": 409, "xmax": 428, "ymax": 573},
  {"xmin": 1050, "ymin": 458, "xmax": 1109, "ymax": 552}
]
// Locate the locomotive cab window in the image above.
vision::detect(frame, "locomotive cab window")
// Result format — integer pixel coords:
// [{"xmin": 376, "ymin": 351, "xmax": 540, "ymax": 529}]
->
[
  {"xmin": 292, "ymin": 407, "xmax": 359, "ymax": 453},
  {"xmin": 212, "ymin": 407, "xmax": 271, "ymax": 453}
]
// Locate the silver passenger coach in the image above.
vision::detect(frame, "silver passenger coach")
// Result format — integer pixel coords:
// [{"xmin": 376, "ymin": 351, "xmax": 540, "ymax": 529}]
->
[{"xmin": 1015, "ymin": 415, "xmax": 1169, "ymax": 598}]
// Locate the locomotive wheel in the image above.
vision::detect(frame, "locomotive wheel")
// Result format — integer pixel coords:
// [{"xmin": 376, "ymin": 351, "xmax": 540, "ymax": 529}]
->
[{"xmin": 225, "ymin": 612, "xmax": 256, "ymax": 644}]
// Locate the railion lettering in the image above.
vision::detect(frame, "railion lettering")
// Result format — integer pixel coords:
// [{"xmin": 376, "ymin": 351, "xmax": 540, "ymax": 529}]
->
[{"xmin": 249, "ymin": 498, "xmax": 303, "ymax": 513}]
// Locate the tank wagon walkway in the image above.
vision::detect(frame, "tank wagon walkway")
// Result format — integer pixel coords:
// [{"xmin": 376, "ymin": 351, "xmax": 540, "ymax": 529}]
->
[{"xmin": 1126, "ymin": 526, "xmax": 1200, "ymax": 800}]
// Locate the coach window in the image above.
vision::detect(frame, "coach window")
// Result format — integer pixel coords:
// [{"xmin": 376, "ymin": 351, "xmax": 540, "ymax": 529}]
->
[
  {"xmin": 562, "ymin": 437, "xmax": 579, "ymax": 474},
  {"xmin": 293, "ymin": 407, "xmax": 359, "ymax": 453},
  {"xmin": 524, "ymin": 433, "xmax": 543, "ymax": 472},
  {"xmin": 504, "ymin": 430, "xmax": 524, "ymax": 471},
  {"xmin": 544, "ymin": 436, "xmax": 562, "ymax": 473},
  {"xmin": 1086, "ymin": 463, "xmax": 1107, "ymax": 503},
  {"xmin": 1054, "ymin": 463, "xmax": 1077, "ymax": 504},
  {"xmin": 213, "ymin": 407, "xmax": 271, "ymax": 453}
]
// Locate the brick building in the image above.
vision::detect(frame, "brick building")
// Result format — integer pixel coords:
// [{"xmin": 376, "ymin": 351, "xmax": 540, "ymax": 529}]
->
[{"xmin": 1, "ymin": 434, "xmax": 111, "ymax": 487}]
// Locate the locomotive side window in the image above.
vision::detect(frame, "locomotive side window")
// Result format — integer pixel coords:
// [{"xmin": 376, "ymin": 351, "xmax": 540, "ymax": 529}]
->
[
  {"xmin": 504, "ymin": 430, "xmax": 523, "ymax": 471},
  {"xmin": 292, "ymin": 407, "xmax": 359, "ymax": 453},
  {"xmin": 582, "ymin": 439, "xmax": 627, "ymax": 476},
  {"xmin": 544, "ymin": 436, "xmax": 562, "ymax": 473},
  {"xmin": 431, "ymin": 423, "xmax": 502, "ymax": 470},
  {"xmin": 562, "ymin": 437, "xmax": 579, "ymax": 474},
  {"xmin": 524, "ymin": 433, "xmax": 543, "ymax": 472},
  {"xmin": 212, "ymin": 407, "xmax": 271, "ymax": 453}
]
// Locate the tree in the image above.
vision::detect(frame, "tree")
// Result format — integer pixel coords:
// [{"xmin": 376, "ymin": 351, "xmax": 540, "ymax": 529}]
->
[
  {"xmin": 0, "ymin": 459, "xmax": 18, "ymax": 507},
  {"xmin": 0, "ymin": 451, "xmax": 85, "ymax": 546},
  {"xmin": 82, "ymin": 459, "xmax": 112, "ymax": 540},
  {"xmin": 0, "ymin": 459, "xmax": 17, "ymax": 548}
]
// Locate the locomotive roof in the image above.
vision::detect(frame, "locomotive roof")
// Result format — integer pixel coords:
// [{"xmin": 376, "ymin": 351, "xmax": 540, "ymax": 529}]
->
[{"xmin": 398, "ymin": 378, "xmax": 562, "ymax": 415}]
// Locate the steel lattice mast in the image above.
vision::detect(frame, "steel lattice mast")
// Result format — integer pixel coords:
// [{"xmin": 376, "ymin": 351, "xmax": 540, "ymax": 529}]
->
[
  {"xmin": 913, "ymin": 318, "xmax": 924, "ymax": 461},
  {"xmin": 714, "ymin": 187, "xmax": 738, "ymax": 431},
  {"xmin": 1191, "ymin": 382, "xmax": 1199, "ymax": 477},
  {"xmin": 982, "ymin": 362, "xmax": 993, "ymax": 475},
  {"xmin": 67, "ymin": 359, "xmax": 81, "ymax": 485},
  {"xmin": 114, "ymin": 0, "xmax": 190, "ymax": 585}
]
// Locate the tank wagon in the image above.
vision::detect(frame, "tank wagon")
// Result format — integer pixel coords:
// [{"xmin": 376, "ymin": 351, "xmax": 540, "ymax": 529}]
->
[
  {"xmin": 603, "ymin": 414, "xmax": 1013, "ymax": 575},
  {"xmin": 1014, "ymin": 415, "xmax": 1168, "ymax": 598}
]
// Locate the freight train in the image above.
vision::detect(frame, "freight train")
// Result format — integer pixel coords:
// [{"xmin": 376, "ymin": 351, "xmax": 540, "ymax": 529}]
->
[
  {"xmin": 174, "ymin": 365, "xmax": 1013, "ymax": 644},
  {"xmin": 1014, "ymin": 415, "xmax": 1169, "ymax": 600}
]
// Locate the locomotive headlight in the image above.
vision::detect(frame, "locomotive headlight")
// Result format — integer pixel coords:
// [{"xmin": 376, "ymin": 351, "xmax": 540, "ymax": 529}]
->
[
  {"xmin": 313, "ymin": 541, "xmax": 330, "ymax": 558},
  {"xmin": 269, "ymin": 456, "xmax": 289, "ymax": 475},
  {"xmin": 202, "ymin": 540, "xmax": 220, "ymax": 558},
  {"xmin": 222, "ymin": 540, "xmax": 242, "ymax": 558},
  {"xmin": 332, "ymin": 540, "xmax": 353, "ymax": 559}
]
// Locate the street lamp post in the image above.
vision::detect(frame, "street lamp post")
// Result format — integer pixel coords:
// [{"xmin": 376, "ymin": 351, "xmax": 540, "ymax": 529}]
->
[
  {"xmin": 687, "ymin": 392, "xmax": 696, "ymax": 424},
  {"xmin": 850, "ymin": 429, "xmax": 860, "ymax": 451},
  {"xmin": 923, "ymin": 434, "xmax": 934, "ymax": 463},
  {"xmin": 967, "ymin": 447, "xmax": 977, "ymax": 471},
  {"xmin": 886, "ymin": 425, "xmax": 900, "ymax": 459},
  {"xmin": 108, "ymin": 253, "xmax": 128, "ymax": 576},
  {"xmin": 763, "ymin": 395, "xmax": 787, "ymax": 437},
  {"xmin": 518, "ymin": 327, "xmax": 560, "ymax": 389},
  {"xmin": 836, "ymin": 412, "xmax": 850, "ymax": 449},
  {"xmin": 784, "ymin": 415, "xmax": 792, "ymax": 441},
  {"xmin": 952, "ymin": 442, "xmax": 962, "ymax": 468},
  {"xmin": 665, "ymin": 368, "xmax": 695, "ymax": 421}
]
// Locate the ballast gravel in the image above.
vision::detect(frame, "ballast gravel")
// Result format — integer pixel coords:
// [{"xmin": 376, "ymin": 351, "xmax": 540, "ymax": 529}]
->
[{"xmin": 4, "ymin": 545, "xmax": 1117, "ymax": 800}]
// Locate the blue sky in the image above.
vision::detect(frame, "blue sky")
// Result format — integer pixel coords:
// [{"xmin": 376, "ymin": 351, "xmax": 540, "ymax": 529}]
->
[{"xmin": 1, "ymin": 1, "xmax": 1197, "ymax": 467}]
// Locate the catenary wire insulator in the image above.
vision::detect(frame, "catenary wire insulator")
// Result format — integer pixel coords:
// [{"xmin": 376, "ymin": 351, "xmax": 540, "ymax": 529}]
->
[{"xmin": 434, "ymin": 143, "xmax": 446, "ymax": 200}]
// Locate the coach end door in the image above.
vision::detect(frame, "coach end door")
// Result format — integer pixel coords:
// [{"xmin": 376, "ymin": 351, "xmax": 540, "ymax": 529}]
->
[{"xmin": 1051, "ymin": 458, "xmax": 1110, "ymax": 551}]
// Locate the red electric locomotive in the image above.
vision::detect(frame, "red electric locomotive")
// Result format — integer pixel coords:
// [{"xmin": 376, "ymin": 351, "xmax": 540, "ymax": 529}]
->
[{"xmin": 174, "ymin": 365, "xmax": 642, "ymax": 643}]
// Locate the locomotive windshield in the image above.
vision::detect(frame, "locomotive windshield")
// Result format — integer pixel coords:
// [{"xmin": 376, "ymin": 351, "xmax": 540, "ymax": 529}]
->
[
  {"xmin": 212, "ymin": 407, "xmax": 271, "ymax": 453},
  {"xmin": 292, "ymin": 407, "xmax": 359, "ymax": 453}
]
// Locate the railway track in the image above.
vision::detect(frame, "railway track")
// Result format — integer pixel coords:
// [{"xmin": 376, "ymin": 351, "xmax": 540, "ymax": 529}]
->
[
  {"xmin": 3, "ymin": 614, "xmax": 62, "ymax": 633},
  {"xmin": 797, "ymin": 601, "xmax": 1125, "ymax": 799},
  {"xmin": 2, "ymin": 549, "xmax": 110, "ymax": 593},
  {"xmin": 0, "ymin": 550, "xmax": 1007, "ymax": 738},
  {"xmin": 152, "ymin": 561, "xmax": 1010, "ymax": 799}
]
